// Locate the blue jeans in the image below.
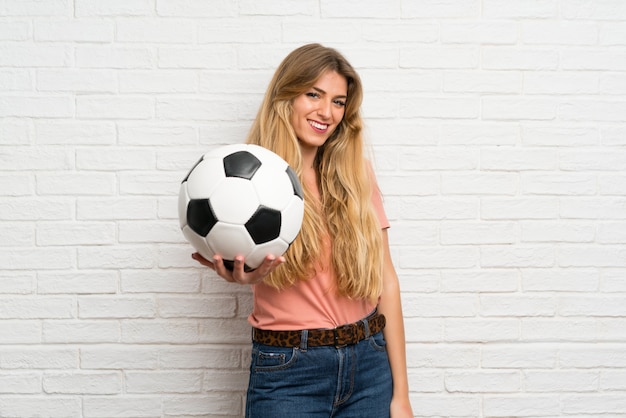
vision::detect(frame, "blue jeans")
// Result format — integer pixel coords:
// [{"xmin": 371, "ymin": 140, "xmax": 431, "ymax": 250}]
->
[{"xmin": 245, "ymin": 329, "xmax": 392, "ymax": 417}]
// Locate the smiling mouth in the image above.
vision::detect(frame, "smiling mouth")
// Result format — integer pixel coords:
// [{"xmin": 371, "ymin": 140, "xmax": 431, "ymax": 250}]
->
[{"xmin": 308, "ymin": 120, "xmax": 329, "ymax": 131}]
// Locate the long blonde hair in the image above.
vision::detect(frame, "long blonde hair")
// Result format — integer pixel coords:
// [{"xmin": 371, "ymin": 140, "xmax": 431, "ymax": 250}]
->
[{"xmin": 246, "ymin": 43, "xmax": 384, "ymax": 302}]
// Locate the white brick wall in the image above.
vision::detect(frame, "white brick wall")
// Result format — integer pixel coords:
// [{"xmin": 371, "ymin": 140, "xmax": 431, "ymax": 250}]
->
[{"xmin": 1, "ymin": 0, "xmax": 625, "ymax": 416}]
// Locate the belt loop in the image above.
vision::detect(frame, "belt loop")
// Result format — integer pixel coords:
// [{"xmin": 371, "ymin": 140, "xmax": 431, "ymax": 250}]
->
[{"xmin": 300, "ymin": 329, "xmax": 308, "ymax": 352}]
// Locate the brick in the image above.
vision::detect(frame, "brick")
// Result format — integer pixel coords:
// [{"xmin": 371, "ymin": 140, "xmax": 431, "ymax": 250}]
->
[
  {"xmin": 482, "ymin": 344, "xmax": 557, "ymax": 368},
  {"xmin": 75, "ymin": 0, "xmax": 153, "ymax": 16},
  {"xmin": 481, "ymin": 245, "xmax": 555, "ymax": 267},
  {"xmin": 0, "ymin": 119, "xmax": 30, "ymax": 145},
  {"xmin": 562, "ymin": 0, "xmax": 626, "ymax": 20},
  {"xmin": 157, "ymin": 296, "xmax": 237, "ymax": 318},
  {"xmin": 36, "ymin": 69, "xmax": 117, "ymax": 93},
  {"xmin": 442, "ymin": 172, "xmax": 518, "ymax": 195},
  {"xmin": 403, "ymin": 0, "xmax": 479, "ymax": 18},
  {"xmin": 0, "ymin": 372, "xmax": 41, "ymax": 394},
  {"xmin": 38, "ymin": 271, "xmax": 118, "ymax": 294},
  {"xmin": 524, "ymin": 72, "xmax": 598, "ymax": 94},
  {"xmin": 36, "ymin": 173, "xmax": 116, "ymax": 196},
  {"xmin": 0, "ymin": 220, "xmax": 34, "ymax": 246},
  {"xmin": 446, "ymin": 370, "xmax": 520, "ymax": 392},
  {"xmin": 480, "ymin": 295, "xmax": 556, "ymax": 317},
  {"xmin": 240, "ymin": 0, "xmax": 313, "ymax": 15},
  {"xmin": 75, "ymin": 46, "xmax": 154, "ymax": 69},
  {"xmin": 119, "ymin": 70, "xmax": 198, "ymax": 93},
  {"xmin": 35, "ymin": 121, "xmax": 116, "ymax": 145},
  {"xmin": 406, "ymin": 344, "xmax": 480, "ymax": 368},
  {"xmin": 444, "ymin": 70, "xmax": 521, "ymax": 93},
  {"xmin": 560, "ymin": 197, "xmax": 626, "ymax": 219},
  {"xmin": 0, "ymin": 397, "xmax": 81, "ymax": 417},
  {"xmin": 0, "ymin": 44, "xmax": 71, "ymax": 67},
  {"xmin": 522, "ymin": 125, "xmax": 599, "ymax": 147},
  {"xmin": 125, "ymin": 371, "xmax": 203, "ymax": 393},
  {"xmin": 116, "ymin": 18, "xmax": 195, "ymax": 43},
  {"xmin": 78, "ymin": 296, "xmax": 156, "ymax": 319},
  {"xmin": 481, "ymin": 148, "xmax": 557, "ymax": 171},
  {"xmin": 121, "ymin": 270, "xmax": 201, "ymax": 293},
  {"xmin": 76, "ymin": 147, "xmax": 155, "ymax": 171},
  {"xmin": 0, "ymin": 21, "xmax": 31, "ymax": 41},
  {"xmin": 483, "ymin": 0, "xmax": 558, "ymax": 18},
  {"xmin": 200, "ymin": 18, "xmax": 283, "ymax": 43},
  {"xmin": 521, "ymin": 318, "xmax": 598, "ymax": 342},
  {"xmin": 34, "ymin": 19, "xmax": 113, "ymax": 42},
  {"xmin": 118, "ymin": 172, "xmax": 179, "ymax": 196},
  {"xmin": 0, "ymin": 69, "xmax": 32, "ymax": 90},
  {"xmin": 522, "ymin": 173, "xmax": 596, "ymax": 196},
  {"xmin": 77, "ymin": 197, "xmax": 157, "ymax": 221},
  {"xmin": 441, "ymin": 221, "xmax": 517, "ymax": 245},
  {"xmin": 156, "ymin": 98, "xmax": 237, "ymax": 121},
  {"xmin": 600, "ymin": 22, "xmax": 626, "ymax": 45},
  {"xmin": 400, "ymin": 46, "xmax": 479, "ymax": 69},
  {"xmin": 76, "ymin": 96, "xmax": 154, "ymax": 120},
  {"xmin": 0, "ymin": 248, "xmax": 74, "ymax": 270},
  {"xmin": 482, "ymin": 47, "xmax": 559, "ymax": 70},
  {"xmin": 0, "ymin": 321, "xmax": 41, "ymax": 343},
  {"xmin": 445, "ymin": 319, "xmax": 519, "ymax": 342},
  {"xmin": 119, "ymin": 124, "xmax": 197, "ymax": 146},
  {"xmin": 157, "ymin": 0, "xmax": 236, "ymax": 16},
  {"xmin": 80, "ymin": 346, "xmax": 159, "ymax": 369},
  {"xmin": 0, "ymin": 96, "xmax": 73, "ymax": 118},
  {"xmin": 82, "ymin": 396, "xmax": 162, "ymax": 417},
  {"xmin": 482, "ymin": 97, "xmax": 558, "ymax": 120},
  {"xmin": 442, "ymin": 22, "xmax": 517, "ymax": 44},
  {"xmin": 402, "ymin": 295, "xmax": 477, "ymax": 317},
  {"xmin": 0, "ymin": 347, "xmax": 78, "ymax": 369},
  {"xmin": 562, "ymin": 49, "xmax": 626, "ymax": 71},
  {"xmin": 522, "ymin": 268, "xmax": 599, "ymax": 292},
  {"xmin": 42, "ymin": 320, "xmax": 120, "ymax": 344},
  {"xmin": 78, "ymin": 246, "xmax": 156, "ymax": 269},
  {"xmin": 158, "ymin": 46, "xmax": 235, "ymax": 69},
  {"xmin": 363, "ymin": 22, "xmax": 438, "ymax": 43},
  {"xmin": 43, "ymin": 372, "xmax": 121, "ymax": 394},
  {"xmin": 521, "ymin": 221, "xmax": 595, "ymax": 243},
  {"xmin": 484, "ymin": 395, "xmax": 560, "ymax": 416},
  {"xmin": 441, "ymin": 269, "xmax": 519, "ymax": 293},
  {"xmin": 522, "ymin": 21, "xmax": 598, "ymax": 45}
]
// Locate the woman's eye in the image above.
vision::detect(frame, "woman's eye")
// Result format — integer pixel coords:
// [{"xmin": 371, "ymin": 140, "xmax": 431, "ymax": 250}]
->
[
  {"xmin": 334, "ymin": 99, "xmax": 346, "ymax": 107},
  {"xmin": 306, "ymin": 92, "xmax": 320, "ymax": 99}
]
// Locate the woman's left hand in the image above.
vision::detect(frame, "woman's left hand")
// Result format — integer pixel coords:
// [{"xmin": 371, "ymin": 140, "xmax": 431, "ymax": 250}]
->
[{"xmin": 390, "ymin": 396, "xmax": 414, "ymax": 418}]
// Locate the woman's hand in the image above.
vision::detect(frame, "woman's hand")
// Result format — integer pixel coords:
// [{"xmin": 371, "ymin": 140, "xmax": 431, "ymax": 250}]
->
[
  {"xmin": 390, "ymin": 396, "xmax": 414, "ymax": 418},
  {"xmin": 191, "ymin": 252, "xmax": 284, "ymax": 285}
]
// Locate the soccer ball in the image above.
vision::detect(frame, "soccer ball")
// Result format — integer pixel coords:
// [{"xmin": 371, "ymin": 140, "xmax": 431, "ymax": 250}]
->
[{"xmin": 178, "ymin": 144, "xmax": 304, "ymax": 271}]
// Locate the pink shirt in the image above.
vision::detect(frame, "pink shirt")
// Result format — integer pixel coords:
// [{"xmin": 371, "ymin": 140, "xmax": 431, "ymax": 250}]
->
[{"xmin": 249, "ymin": 179, "xmax": 389, "ymax": 331}]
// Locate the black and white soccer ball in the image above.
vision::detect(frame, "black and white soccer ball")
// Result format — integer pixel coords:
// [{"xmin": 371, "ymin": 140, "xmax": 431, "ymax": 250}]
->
[{"xmin": 178, "ymin": 144, "xmax": 304, "ymax": 271}]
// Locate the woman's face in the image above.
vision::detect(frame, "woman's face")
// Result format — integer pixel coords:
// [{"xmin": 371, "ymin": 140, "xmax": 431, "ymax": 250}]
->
[{"xmin": 290, "ymin": 70, "xmax": 348, "ymax": 153}]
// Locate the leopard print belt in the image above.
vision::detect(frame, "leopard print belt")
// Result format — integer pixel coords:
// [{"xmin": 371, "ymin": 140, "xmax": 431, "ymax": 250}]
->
[{"xmin": 252, "ymin": 312, "xmax": 386, "ymax": 348}]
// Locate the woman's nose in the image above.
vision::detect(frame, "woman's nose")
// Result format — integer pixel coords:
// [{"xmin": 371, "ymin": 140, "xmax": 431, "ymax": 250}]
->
[{"xmin": 316, "ymin": 99, "xmax": 331, "ymax": 119}]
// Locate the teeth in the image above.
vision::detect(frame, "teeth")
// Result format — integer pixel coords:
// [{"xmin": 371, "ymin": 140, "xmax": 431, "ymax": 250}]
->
[{"xmin": 309, "ymin": 120, "xmax": 328, "ymax": 130}]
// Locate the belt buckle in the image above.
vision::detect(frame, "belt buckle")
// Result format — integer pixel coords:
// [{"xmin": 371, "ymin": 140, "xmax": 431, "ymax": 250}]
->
[{"xmin": 333, "ymin": 322, "xmax": 358, "ymax": 348}]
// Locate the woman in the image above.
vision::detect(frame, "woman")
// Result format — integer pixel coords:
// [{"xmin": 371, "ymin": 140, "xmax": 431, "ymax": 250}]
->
[{"xmin": 193, "ymin": 43, "xmax": 413, "ymax": 418}]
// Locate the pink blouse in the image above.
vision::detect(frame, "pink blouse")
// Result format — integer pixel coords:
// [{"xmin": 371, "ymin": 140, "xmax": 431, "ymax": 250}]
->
[{"xmin": 248, "ymin": 178, "xmax": 389, "ymax": 331}]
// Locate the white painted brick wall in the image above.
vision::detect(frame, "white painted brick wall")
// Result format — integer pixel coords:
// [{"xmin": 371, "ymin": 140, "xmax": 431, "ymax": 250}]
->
[{"xmin": 1, "ymin": 0, "xmax": 625, "ymax": 417}]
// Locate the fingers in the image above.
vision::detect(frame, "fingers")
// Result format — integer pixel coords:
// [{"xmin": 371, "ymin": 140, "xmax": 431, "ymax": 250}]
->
[
  {"xmin": 212, "ymin": 255, "xmax": 236, "ymax": 283},
  {"xmin": 192, "ymin": 252, "xmax": 285, "ymax": 285},
  {"xmin": 191, "ymin": 252, "xmax": 215, "ymax": 269}
]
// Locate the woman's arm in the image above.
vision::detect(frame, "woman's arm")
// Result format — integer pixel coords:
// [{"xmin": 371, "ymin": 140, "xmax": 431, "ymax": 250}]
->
[{"xmin": 378, "ymin": 229, "xmax": 414, "ymax": 417}]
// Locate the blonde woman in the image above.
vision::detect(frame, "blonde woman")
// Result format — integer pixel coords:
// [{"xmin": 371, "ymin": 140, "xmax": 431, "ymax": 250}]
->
[{"xmin": 193, "ymin": 43, "xmax": 413, "ymax": 418}]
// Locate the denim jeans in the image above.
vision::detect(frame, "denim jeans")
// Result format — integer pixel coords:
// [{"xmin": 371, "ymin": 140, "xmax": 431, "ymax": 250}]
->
[{"xmin": 245, "ymin": 328, "xmax": 392, "ymax": 417}]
